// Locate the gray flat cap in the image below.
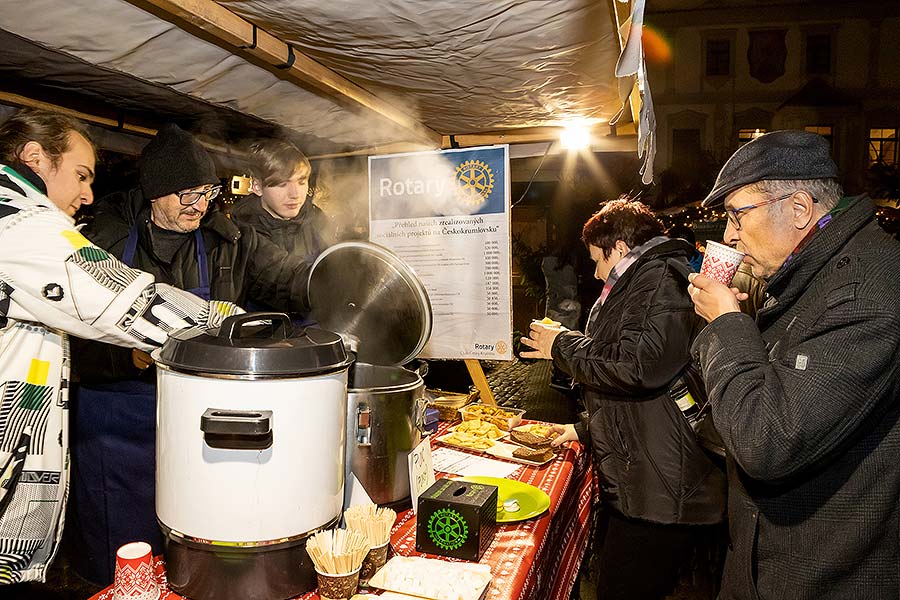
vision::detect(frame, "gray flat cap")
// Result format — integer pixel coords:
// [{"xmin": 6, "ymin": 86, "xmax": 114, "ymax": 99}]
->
[{"xmin": 701, "ymin": 130, "xmax": 839, "ymax": 207}]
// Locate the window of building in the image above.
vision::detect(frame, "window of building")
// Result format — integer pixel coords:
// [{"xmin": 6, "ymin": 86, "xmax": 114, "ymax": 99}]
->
[
  {"xmin": 870, "ymin": 129, "xmax": 898, "ymax": 165},
  {"xmin": 706, "ymin": 39, "xmax": 731, "ymax": 77},
  {"xmin": 869, "ymin": 129, "xmax": 898, "ymax": 166},
  {"xmin": 806, "ymin": 33, "xmax": 832, "ymax": 75},
  {"xmin": 738, "ymin": 129, "xmax": 766, "ymax": 146},
  {"xmin": 672, "ymin": 128, "xmax": 702, "ymax": 172}
]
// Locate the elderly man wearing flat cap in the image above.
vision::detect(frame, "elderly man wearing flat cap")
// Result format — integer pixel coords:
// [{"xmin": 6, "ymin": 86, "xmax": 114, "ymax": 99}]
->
[{"xmin": 687, "ymin": 130, "xmax": 900, "ymax": 599}]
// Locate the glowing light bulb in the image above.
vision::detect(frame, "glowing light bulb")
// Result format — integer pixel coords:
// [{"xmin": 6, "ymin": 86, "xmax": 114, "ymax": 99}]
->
[{"xmin": 561, "ymin": 125, "xmax": 590, "ymax": 150}]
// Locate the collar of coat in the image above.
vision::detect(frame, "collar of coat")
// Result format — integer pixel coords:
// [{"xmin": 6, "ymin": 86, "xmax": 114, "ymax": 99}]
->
[
  {"xmin": 1, "ymin": 162, "xmax": 48, "ymax": 197},
  {"xmin": 229, "ymin": 194, "xmax": 317, "ymax": 230},
  {"xmin": 763, "ymin": 194, "xmax": 874, "ymax": 306},
  {"xmin": 600, "ymin": 238, "xmax": 695, "ymax": 301}
]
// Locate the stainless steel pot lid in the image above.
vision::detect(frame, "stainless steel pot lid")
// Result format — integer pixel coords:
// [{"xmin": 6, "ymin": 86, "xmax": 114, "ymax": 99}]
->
[
  {"xmin": 307, "ymin": 241, "xmax": 432, "ymax": 366},
  {"xmin": 156, "ymin": 312, "xmax": 352, "ymax": 376}
]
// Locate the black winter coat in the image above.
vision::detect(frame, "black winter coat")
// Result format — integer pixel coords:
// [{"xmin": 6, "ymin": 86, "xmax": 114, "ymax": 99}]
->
[
  {"xmin": 229, "ymin": 196, "xmax": 333, "ymax": 260},
  {"xmin": 74, "ymin": 188, "xmax": 311, "ymax": 382},
  {"xmin": 693, "ymin": 196, "xmax": 900, "ymax": 600},
  {"xmin": 552, "ymin": 239, "xmax": 726, "ymax": 525}
]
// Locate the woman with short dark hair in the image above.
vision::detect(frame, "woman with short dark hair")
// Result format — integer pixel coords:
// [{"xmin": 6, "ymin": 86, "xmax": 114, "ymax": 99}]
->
[{"xmin": 522, "ymin": 198, "xmax": 725, "ymax": 600}]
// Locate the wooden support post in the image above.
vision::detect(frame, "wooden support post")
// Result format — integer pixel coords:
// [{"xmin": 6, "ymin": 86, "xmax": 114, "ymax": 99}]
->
[{"xmin": 464, "ymin": 359, "xmax": 496, "ymax": 406}]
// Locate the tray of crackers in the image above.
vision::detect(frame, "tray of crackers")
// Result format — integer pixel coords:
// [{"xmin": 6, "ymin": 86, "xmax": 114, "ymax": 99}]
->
[
  {"xmin": 447, "ymin": 419, "xmax": 505, "ymax": 440},
  {"xmin": 436, "ymin": 430, "xmax": 497, "ymax": 451},
  {"xmin": 458, "ymin": 403, "xmax": 525, "ymax": 431}
]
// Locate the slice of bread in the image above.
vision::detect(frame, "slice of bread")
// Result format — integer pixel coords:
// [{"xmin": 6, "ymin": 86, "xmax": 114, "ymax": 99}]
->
[
  {"xmin": 510, "ymin": 429, "xmax": 552, "ymax": 449},
  {"xmin": 512, "ymin": 446, "xmax": 554, "ymax": 462}
]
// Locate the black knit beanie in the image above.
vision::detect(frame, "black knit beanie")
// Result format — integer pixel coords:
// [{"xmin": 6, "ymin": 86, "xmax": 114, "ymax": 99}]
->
[{"xmin": 139, "ymin": 123, "xmax": 219, "ymax": 199}]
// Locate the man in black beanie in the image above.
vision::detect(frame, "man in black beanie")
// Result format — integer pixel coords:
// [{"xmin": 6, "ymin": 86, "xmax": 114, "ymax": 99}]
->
[
  {"xmin": 686, "ymin": 130, "xmax": 900, "ymax": 599},
  {"xmin": 68, "ymin": 123, "xmax": 312, "ymax": 585}
]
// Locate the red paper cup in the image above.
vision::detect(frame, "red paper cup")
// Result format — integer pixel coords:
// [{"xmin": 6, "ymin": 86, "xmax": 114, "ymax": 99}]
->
[
  {"xmin": 700, "ymin": 241, "xmax": 745, "ymax": 286},
  {"xmin": 114, "ymin": 541, "xmax": 159, "ymax": 600}
]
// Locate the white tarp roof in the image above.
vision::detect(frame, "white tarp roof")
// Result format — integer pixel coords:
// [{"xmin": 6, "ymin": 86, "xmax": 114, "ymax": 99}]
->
[{"xmin": 0, "ymin": 0, "xmax": 652, "ymax": 168}]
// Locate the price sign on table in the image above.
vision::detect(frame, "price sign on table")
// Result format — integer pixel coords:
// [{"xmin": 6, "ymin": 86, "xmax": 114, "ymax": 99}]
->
[{"xmin": 408, "ymin": 436, "xmax": 435, "ymax": 513}]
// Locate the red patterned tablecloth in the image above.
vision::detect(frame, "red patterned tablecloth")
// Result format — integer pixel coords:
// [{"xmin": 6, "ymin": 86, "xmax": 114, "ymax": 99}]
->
[{"xmin": 90, "ymin": 420, "xmax": 594, "ymax": 600}]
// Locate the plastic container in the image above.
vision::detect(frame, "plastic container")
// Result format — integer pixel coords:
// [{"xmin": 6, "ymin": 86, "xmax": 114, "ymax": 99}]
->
[
  {"xmin": 424, "ymin": 407, "xmax": 440, "ymax": 435},
  {"xmin": 458, "ymin": 403, "xmax": 525, "ymax": 431},
  {"xmin": 427, "ymin": 389, "xmax": 479, "ymax": 421}
]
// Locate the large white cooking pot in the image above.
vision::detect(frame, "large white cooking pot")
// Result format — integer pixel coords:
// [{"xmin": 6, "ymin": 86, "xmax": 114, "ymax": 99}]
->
[{"xmin": 154, "ymin": 312, "xmax": 353, "ymax": 543}]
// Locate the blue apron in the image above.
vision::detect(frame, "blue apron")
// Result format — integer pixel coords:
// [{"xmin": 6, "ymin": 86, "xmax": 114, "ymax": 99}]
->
[{"xmin": 71, "ymin": 220, "xmax": 209, "ymax": 584}]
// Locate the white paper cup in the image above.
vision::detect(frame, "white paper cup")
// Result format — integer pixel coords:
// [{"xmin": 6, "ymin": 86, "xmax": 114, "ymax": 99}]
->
[{"xmin": 700, "ymin": 241, "xmax": 745, "ymax": 286}]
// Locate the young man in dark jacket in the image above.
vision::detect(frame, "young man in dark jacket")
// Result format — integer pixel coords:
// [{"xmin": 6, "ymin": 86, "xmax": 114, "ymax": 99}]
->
[
  {"xmin": 688, "ymin": 130, "xmax": 900, "ymax": 599},
  {"xmin": 69, "ymin": 123, "xmax": 311, "ymax": 584},
  {"xmin": 522, "ymin": 199, "xmax": 726, "ymax": 600},
  {"xmin": 230, "ymin": 138, "xmax": 333, "ymax": 262}
]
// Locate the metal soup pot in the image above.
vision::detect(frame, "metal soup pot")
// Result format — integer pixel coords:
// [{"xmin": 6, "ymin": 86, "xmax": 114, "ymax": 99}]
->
[
  {"xmin": 347, "ymin": 362, "xmax": 427, "ymax": 506},
  {"xmin": 153, "ymin": 312, "xmax": 353, "ymax": 600},
  {"xmin": 308, "ymin": 242, "xmax": 434, "ymax": 508}
]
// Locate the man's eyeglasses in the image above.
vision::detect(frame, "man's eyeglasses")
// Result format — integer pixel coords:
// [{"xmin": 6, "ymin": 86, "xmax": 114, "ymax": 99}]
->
[
  {"xmin": 725, "ymin": 192, "xmax": 794, "ymax": 230},
  {"xmin": 176, "ymin": 185, "xmax": 222, "ymax": 206}
]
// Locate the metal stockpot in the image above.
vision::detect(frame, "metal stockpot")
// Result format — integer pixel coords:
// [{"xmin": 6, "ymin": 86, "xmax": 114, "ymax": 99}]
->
[
  {"xmin": 309, "ymin": 242, "xmax": 433, "ymax": 507},
  {"xmin": 347, "ymin": 362, "xmax": 427, "ymax": 506}
]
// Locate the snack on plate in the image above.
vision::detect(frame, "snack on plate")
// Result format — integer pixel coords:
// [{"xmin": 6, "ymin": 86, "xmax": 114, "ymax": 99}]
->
[
  {"xmin": 454, "ymin": 419, "xmax": 504, "ymax": 439},
  {"xmin": 533, "ymin": 316, "xmax": 562, "ymax": 327},
  {"xmin": 458, "ymin": 403, "xmax": 525, "ymax": 431},
  {"xmin": 509, "ymin": 429, "xmax": 553, "ymax": 449},
  {"xmin": 440, "ymin": 431, "xmax": 495, "ymax": 450},
  {"xmin": 514, "ymin": 423, "xmax": 559, "ymax": 439},
  {"xmin": 512, "ymin": 446, "xmax": 554, "ymax": 463}
]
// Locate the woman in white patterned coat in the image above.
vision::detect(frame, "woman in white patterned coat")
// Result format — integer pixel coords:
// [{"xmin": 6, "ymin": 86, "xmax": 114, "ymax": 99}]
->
[{"xmin": 0, "ymin": 109, "xmax": 241, "ymax": 584}]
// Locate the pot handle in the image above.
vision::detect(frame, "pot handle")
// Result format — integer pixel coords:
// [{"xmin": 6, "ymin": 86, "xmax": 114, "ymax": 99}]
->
[
  {"xmin": 201, "ymin": 408, "xmax": 273, "ymax": 450},
  {"xmin": 356, "ymin": 404, "xmax": 371, "ymax": 447},
  {"xmin": 415, "ymin": 397, "xmax": 428, "ymax": 434},
  {"xmin": 218, "ymin": 312, "xmax": 291, "ymax": 340}
]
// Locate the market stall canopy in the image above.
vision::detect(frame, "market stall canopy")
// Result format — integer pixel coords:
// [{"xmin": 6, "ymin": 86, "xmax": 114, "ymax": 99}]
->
[{"xmin": 0, "ymin": 0, "xmax": 652, "ymax": 165}]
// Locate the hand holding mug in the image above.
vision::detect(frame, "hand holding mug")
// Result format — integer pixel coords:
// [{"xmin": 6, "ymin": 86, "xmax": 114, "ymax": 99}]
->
[
  {"xmin": 687, "ymin": 272, "xmax": 747, "ymax": 323},
  {"xmin": 519, "ymin": 320, "xmax": 566, "ymax": 360}
]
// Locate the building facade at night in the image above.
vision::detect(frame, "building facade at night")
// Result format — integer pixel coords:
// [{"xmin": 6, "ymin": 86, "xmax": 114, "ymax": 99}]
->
[{"xmin": 646, "ymin": 0, "xmax": 900, "ymax": 198}]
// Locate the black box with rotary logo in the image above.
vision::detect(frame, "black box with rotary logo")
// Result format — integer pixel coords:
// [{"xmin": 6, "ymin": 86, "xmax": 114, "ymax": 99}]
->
[{"xmin": 415, "ymin": 478, "xmax": 498, "ymax": 561}]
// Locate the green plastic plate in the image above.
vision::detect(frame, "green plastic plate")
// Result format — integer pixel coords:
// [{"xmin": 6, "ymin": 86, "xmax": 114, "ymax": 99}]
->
[{"xmin": 456, "ymin": 476, "xmax": 551, "ymax": 523}]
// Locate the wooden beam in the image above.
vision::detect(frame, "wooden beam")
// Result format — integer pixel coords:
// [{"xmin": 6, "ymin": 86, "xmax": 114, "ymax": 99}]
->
[
  {"xmin": 0, "ymin": 91, "xmax": 236, "ymax": 156},
  {"xmin": 0, "ymin": 91, "xmax": 156, "ymax": 137},
  {"xmin": 126, "ymin": 0, "xmax": 443, "ymax": 146},
  {"xmin": 465, "ymin": 359, "xmax": 496, "ymax": 406},
  {"xmin": 307, "ymin": 141, "xmax": 436, "ymax": 162}
]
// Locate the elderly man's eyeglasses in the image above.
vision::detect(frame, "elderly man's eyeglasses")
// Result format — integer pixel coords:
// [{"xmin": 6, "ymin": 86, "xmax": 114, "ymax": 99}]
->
[
  {"xmin": 725, "ymin": 192, "xmax": 794, "ymax": 230},
  {"xmin": 176, "ymin": 185, "xmax": 222, "ymax": 206}
]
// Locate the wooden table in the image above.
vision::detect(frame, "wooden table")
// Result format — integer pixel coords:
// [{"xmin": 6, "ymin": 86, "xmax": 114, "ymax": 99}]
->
[{"xmin": 90, "ymin": 420, "xmax": 594, "ymax": 600}]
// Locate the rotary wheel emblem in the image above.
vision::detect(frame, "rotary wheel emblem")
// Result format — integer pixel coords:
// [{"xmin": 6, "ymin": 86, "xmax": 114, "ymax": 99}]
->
[
  {"xmin": 427, "ymin": 508, "xmax": 468, "ymax": 550},
  {"xmin": 455, "ymin": 160, "xmax": 495, "ymax": 206}
]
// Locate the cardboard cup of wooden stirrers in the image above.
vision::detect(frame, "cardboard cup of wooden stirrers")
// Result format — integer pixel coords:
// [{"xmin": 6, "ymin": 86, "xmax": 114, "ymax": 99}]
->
[
  {"xmin": 344, "ymin": 503, "xmax": 397, "ymax": 586},
  {"xmin": 306, "ymin": 529, "xmax": 369, "ymax": 600}
]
